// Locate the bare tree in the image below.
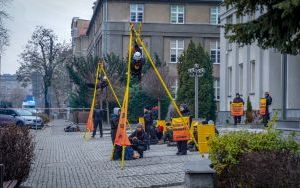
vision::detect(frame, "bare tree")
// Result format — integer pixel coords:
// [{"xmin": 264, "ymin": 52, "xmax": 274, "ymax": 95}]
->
[
  {"xmin": 0, "ymin": 0, "xmax": 12, "ymax": 51},
  {"xmin": 141, "ymin": 65, "xmax": 174, "ymax": 119},
  {"xmin": 17, "ymin": 26, "xmax": 70, "ymax": 114}
]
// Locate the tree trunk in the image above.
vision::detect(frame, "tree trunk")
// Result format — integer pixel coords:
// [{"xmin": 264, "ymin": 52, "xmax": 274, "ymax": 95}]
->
[{"xmin": 44, "ymin": 86, "xmax": 50, "ymax": 115}]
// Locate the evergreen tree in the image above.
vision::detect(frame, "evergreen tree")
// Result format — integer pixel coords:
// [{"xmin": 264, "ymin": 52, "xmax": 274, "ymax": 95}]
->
[
  {"xmin": 224, "ymin": 0, "xmax": 300, "ymax": 54},
  {"xmin": 67, "ymin": 56, "xmax": 99, "ymax": 108},
  {"xmin": 177, "ymin": 41, "xmax": 216, "ymax": 120}
]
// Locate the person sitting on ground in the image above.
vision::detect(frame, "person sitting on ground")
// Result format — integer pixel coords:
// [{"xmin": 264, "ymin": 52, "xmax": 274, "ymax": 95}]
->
[
  {"xmin": 156, "ymin": 123, "xmax": 164, "ymax": 142},
  {"xmin": 129, "ymin": 124, "xmax": 148, "ymax": 158},
  {"xmin": 163, "ymin": 122, "xmax": 173, "ymax": 143}
]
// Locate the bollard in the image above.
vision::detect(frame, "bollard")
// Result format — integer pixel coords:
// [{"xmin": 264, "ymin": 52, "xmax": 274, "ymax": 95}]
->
[{"xmin": 0, "ymin": 164, "xmax": 4, "ymax": 188}]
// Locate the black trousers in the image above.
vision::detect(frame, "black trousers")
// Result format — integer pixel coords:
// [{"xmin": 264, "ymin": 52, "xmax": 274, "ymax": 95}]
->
[
  {"xmin": 177, "ymin": 140, "xmax": 188, "ymax": 154},
  {"xmin": 93, "ymin": 120, "xmax": 103, "ymax": 137},
  {"xmin": 234, "ymin": 116, "xmax": 242, "ymax": 125},
  {"xmin": 132, "ymin": 144, "xmax": 146, "ymax": 157}
]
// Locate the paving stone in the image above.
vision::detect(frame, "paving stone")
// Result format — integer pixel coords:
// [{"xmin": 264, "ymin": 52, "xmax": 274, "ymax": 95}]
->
[{"xmin": 22, "ymin": 120, "xmax": 200, "ymax": 188}]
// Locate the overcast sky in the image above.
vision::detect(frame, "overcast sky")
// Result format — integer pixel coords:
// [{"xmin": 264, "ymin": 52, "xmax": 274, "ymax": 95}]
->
[{"xmin": 1, "ymin": 0, "xmax": 95, "ymax": 74}]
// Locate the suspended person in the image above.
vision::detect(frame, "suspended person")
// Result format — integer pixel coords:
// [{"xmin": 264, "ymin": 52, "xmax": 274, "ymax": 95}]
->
[
  {"xmin": 131, "ymin": 44, "xmax": 145, "ymax": 81},
  {"xmin": 176, "ymin": 104, "xmax": 192, "ymax": 156},
  {"xmin": 92, "ymin": 104, "xmax": 103, "ymax": 138},
  {"xmin": 144, "ymin": 106, "xmax": 153, "ymax": 150},
  {"xmin": 129, "ymin": 124, "xmax": 148, "ymax": 158},
  {"xmin": 232, "ymin": 93, "xmax": 244, "ymax": 125},
  {"xmin": 263, "ymin": 92, "xmax": 273, "ymax": 127},
  {"xmin": 110, "ymin": 107, "xmax": 120, "ymax": 144}
]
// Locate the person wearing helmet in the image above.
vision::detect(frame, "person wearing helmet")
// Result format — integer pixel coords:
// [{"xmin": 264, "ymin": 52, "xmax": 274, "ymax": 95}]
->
[
  {"xmin": 131, "ymin": 47, "xmax": 145, "ymax": 81},
  {"xmin": 100, "ymin": 76, "xmax": 108, "ymax": 90}
]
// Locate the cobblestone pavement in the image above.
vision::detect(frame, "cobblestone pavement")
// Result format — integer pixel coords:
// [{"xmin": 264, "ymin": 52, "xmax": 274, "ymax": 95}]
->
[{"xmin": 22, "ymin": 120, "xmax": 200, "ymax": 188}]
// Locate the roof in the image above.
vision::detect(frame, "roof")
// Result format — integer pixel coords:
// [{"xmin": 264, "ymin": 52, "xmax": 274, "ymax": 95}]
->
[{"xmin": 86, "ymin": 0, "xmax": 222, "ymax": 35}]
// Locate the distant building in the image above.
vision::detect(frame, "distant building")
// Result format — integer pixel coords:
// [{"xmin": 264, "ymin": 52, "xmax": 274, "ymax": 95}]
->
[
  {"xmin": 219, "ymin": 6, "xmax": 300, "ymax": 120},
  {"xmin": 71, "ymin": 17, "xmax": 90, "ymax": 57},
  {"xmin": 0, "ymin": 74, "xmax": 32, "ymax": 107},
  {"xmin": 72, "ymin": 0, "xmax": 222, "ymax": 107}
]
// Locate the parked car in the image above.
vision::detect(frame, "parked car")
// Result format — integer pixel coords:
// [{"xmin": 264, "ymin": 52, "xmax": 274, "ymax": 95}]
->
[
  {"xmin": 0, "ymin": 109, "xmax": 43, "ymax": 128},
  {"xmin": 0, "ymin": 114, "xmax": 21, "ymax": 126}
]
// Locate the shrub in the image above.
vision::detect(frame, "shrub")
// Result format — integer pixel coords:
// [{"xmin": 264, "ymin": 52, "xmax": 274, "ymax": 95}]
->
[
  {"xmin": 209, "ymin": 129, "xmax": 299, "ymax": 174},
  {"xmin": 37, "ymin": 113, "xmax": 50, "ymax": 124},
  {"xmin": 245, "ymin": 96, "xmax": 253, "ymax": 123},
  {"xmin": 0, "ymin": 125, "xmax": 35, "ymax": 183},
  {"xmin": 217, "ymin": 151, "xmax": 300, "ymax": 187}
]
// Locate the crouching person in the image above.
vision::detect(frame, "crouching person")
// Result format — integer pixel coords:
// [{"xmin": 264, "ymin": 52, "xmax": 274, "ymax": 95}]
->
[{"xmin": 129, "ymin": 124, "xmax": 147, "ymax": 158}]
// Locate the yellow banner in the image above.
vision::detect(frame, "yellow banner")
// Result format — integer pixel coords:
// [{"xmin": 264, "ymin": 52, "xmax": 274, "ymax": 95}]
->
[
  {"xmin": 260, "ymin": 98, "xmax": 267, "ymax": 115},
  {"xmin": 231, "ymin": 102, "xmax": 244, "ymax": 116},
  {"xmin": 172, "ymin": 117, "xmax": 191, "ymax": 141}
]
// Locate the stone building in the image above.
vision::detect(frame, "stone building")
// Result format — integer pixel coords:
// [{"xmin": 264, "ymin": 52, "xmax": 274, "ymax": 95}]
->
[
  {"xmin": 219, "ymin": 6, "xmax": 300, "ymax": 122},
  {"xmin": 72, "ymin": 0, "xmax": 222, "ymax": 106}
]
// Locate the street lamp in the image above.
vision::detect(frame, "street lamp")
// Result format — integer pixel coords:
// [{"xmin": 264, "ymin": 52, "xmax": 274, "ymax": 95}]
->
[{"xmin": 188, "ymin": 64, "xmax": 205, "ymax": 119}]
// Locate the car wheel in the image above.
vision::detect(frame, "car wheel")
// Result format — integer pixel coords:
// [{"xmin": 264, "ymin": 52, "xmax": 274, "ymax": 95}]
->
[{"xmin": 16, "ymin": 121, "xmax": 24, "ymax": 126}]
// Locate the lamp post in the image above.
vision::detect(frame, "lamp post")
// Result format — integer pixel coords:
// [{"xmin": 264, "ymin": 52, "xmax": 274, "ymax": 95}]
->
[{"xmin": 188, "ymin": 64, "xmax": 205, "ymax": 119}]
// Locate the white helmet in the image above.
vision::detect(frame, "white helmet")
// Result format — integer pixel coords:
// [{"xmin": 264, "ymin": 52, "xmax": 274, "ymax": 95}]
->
[{"xmin": 133, "ymin": 51, "xmax": 142, "ymax": 61}]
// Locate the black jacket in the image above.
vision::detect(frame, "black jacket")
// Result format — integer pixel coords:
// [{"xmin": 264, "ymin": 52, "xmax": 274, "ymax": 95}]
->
[
  {"xmin": 129, "ymin": 130, "xmax": 147, "ymax": 145},
  {"xmin": 110, "ymin": 114, "xmax": 119, "ymax": 130},
  {"xmin": 93, "ymin": 109, "xmax": 103, "ymax": 121}
]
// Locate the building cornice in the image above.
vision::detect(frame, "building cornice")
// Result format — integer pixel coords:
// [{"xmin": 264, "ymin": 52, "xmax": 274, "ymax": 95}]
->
[{"xmin": 86, "ymin": 0, "xmax": 222, "ymax": 35}]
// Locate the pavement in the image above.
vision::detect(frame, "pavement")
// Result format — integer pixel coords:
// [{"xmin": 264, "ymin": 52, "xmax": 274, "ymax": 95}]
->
[{"xmin": 21, "ymin": 120, "xmax": 201, "ymax": 188}]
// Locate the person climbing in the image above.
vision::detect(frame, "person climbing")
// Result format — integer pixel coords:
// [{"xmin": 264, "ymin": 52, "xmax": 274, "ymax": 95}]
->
[
  {"xmin": 232, "ymin": 93, "xmax": 244, "ymax": 125},
  {"xmin": 99, "ymin": 76, "xmax": 108, "ymax": 90},
  {"xmin": 110, "ymin": 107, "xmax": 120, "ymax": 144},
  {"xmin": 129, "ymin": 124, "xmax": 148, "ymax": 158},
  {"xmin": 263, "ymin": 92, "xmax": 273, "ymax": 126},
  {"xmin": 131, "ymin": 43, "xmax": 145, "ymax": 81},
  {"xmin": 92, "ymin": 104, "xmax": 103, "ymax": 138},
  {"xmin": 176, "ymin": 104, "xmax": 192, "ymax": 156}
]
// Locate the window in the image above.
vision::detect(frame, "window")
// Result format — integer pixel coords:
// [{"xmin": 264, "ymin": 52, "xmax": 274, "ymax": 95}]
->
[
  {"xmin": 210, "ymin": 7, "xmax": 220, "ymax": 24},
  {"xmin": 171, "ymin": 79, "xmax": 178, "ymax": 99},
  {"xmin": 250, "ymin": 60, "xmax": 256, "ymax": 93},
  {"xmin": 130, "ymin": 4, "xmax": 144, "ymax": 22},
  {"xmin": 239, "ymin": 64, "xmax": 243, "ymax": 94},
  {"xmin": 210, "ymin": 41, "xmax": 220, "ymax": 64},
  {"xmin": 214, "ymin": 79, "xmax": 220, "ymax": 101},
  {"xmin": 170, "ymin": 40, "xmax": 184, "ymax": 63},
  {"xmin": 228, "ymin": 67, "xmax": 232, "ymax": 96},
  {"xmin": 171, "ymin": 5, "xmax": 184, "ymax": 24}
]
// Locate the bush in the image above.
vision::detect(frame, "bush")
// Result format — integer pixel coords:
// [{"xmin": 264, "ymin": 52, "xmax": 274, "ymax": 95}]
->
[
  {"xmin": 209, "ymin": 126, "xmax": 300, "ymax": 187},
  {"xmin": 37, "ymin": 113, "xmax": 50, "ymax": 124},
  {"xmin": 0, "ymin": 125, "xmax": 35, "ymax": 183},
  {"xmin": 217, "ymin": 150, "xmax": 300, "ymax": 187}
]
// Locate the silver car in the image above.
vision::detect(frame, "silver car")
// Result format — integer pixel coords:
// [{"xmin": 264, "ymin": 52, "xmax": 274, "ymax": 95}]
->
[{"xmin": 0, "ymin": 109, "xmax": 43, "ymax": 128}]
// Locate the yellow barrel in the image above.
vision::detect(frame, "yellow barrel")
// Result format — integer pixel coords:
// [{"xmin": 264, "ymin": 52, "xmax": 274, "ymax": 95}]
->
[{"xmin": 197, "ymin": 124, "xmax": 216, "ymax": 153}]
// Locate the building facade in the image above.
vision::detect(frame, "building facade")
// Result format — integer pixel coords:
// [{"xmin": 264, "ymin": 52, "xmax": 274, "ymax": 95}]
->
[
  {"xmin": 72, "ymin": 0, "xmax": 222, "ymax": 104},
  {"xmin": 0, "ymin": 74, "xmax": 32, "ymax": 107},
  {"xmin": 219, "ymin": 6, "xmax": 300, "ymax": 120},
  {"xmin": 71, "ymin": 17, "xmax": 90, "ymax": 57}
]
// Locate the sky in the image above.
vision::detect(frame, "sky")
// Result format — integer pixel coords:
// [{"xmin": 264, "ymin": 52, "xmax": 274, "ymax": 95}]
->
[{"xmin": 1, "ymin": 0, "xmax": 95, "ymax": 74}]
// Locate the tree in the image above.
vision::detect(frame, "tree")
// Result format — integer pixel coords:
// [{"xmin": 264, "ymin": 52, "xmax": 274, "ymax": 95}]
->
[
  {"xmin": 0, "ymin": 0, "xmax": 12, "ymax": 51},
  {"xmin": 67, "ymin": 56, "xmax": 99, "ymax": 108},
  {"xmin": 224, "ymin": 0, "xmax": 300, "ymax": 55},
  {"xmin": 141, "ymin": 55, "xmax": 172, "ymax": 119},
  {"xmin": 177, "ymin": 41, "xmax": 216, "ymax": 120},
  {"xmin": 17, "ymin": 26, "xmax": 70, "ymax": 114}
]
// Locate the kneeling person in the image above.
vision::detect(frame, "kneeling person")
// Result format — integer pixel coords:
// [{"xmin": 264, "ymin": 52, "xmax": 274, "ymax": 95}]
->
[{"xmin": 129, "ymin": 124, "xmax": 147, "ymax": 158}]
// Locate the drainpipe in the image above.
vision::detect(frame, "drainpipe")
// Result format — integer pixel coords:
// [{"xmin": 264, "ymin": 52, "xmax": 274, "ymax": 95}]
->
[{"xmin": 281, "ymin": 53, "xmax": 287, "ymax": 120}]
